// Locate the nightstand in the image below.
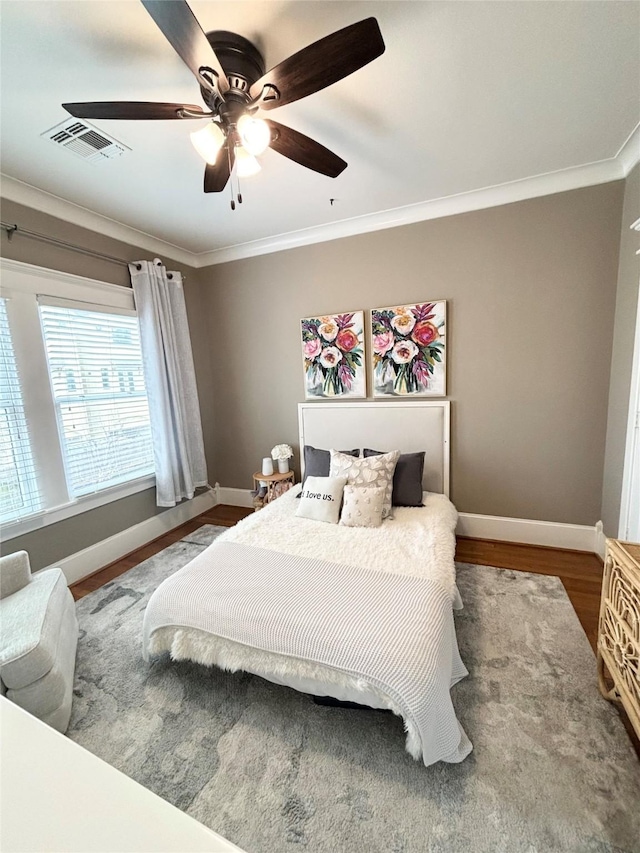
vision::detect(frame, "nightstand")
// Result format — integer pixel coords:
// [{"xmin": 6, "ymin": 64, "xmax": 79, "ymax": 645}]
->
[{"xmin": 252, "ymin": 470, "xmax": 295, "ymax": 510}]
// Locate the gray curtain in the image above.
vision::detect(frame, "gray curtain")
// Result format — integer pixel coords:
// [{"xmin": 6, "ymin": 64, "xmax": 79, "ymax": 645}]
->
[{"xmin": 129, "ymin": 259, "xmax": 208, "ymax": 507}]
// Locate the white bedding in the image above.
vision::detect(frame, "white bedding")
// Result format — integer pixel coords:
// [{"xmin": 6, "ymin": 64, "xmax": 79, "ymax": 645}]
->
[
  {"xmin": 148, "ymin": 486, "xmax": 469, "ymax": 762},
  {"xmin": 220, "ymin": 486, "xmax": 459, "ymax": 594}
]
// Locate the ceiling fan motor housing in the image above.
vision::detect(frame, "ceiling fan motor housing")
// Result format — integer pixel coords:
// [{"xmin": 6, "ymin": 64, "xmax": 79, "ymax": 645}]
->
[
  {"xmin": 202, "ymin": 31, "xmax": 265, "ymax": 114},
  {"xmin": 61, "ymin": 4, "xmax": 384, "ymax": 193}
]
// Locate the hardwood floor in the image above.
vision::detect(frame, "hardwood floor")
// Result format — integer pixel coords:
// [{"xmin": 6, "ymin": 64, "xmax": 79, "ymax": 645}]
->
[
  {"xmin": 69, "ymin": 504, "xmax": 252, "ymax": 600},
  {"xmin": 455, "ymin": 536, "xmax": 603, "ymax": 652},
  {"xmin": 456, "ymin": 536, "xmax": 638, "ymax": 757},
  {"xmin": 69, "ymin": 506, "xmax": 638, "ymax": 758}
]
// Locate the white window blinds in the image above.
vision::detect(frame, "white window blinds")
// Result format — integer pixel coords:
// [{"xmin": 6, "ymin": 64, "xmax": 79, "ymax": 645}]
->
[
  {"xmin": 0, "ymin": 298, "xmax": 41, "ymax": 523},
  {"xmin": 39, "ymin": 303, "xmax": 154, "ymax": 497}
]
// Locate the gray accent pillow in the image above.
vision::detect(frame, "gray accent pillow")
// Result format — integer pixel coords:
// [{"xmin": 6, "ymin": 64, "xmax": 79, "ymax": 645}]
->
[
  {"xmin": 297, "ymin": 446, "xmax": 359, "ymax": 497},
  {"xmin": 295, "ymin": 476, "xmax": 347, "ymax": 524},
  {"xmin": 363, "ymin": 449, "xmax": 425, "ymax": 507}
]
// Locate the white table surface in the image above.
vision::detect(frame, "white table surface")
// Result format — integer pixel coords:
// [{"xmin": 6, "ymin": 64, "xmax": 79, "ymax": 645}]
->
[{"xmin": 0, "ymin": 697, "xmax": 246, "ymax": 853}]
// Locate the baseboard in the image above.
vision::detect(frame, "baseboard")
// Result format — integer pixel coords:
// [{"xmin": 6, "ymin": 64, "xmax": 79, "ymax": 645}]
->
[
  {"xmin": 46, "ymin": 490, "xmax": 218, "ymax": 586},
  {"xmin": 214, "ymin": 484, "xmax": 601, "ymax": 553},
  {"xmin": 215, "ymin": 485, "xmax": 254, "ymax": 508},
  {"xmin": 457, "ymin": 512, "xmax": 599, "ymax": 553},
  {"xmin": 594, "ymin": 521, "xmax": 607, "ymax": 560}
]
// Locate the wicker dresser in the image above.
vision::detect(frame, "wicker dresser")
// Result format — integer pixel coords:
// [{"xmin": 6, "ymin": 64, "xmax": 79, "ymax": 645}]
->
[{"xmin": 597, "ymin": 539, "xmax": 640, "ymax": 738}]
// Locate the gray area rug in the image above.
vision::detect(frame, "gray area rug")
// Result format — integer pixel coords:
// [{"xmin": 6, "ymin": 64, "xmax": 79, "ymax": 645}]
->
[{"xmin": 69, "ymin": 526, "xmax": 640, "ymax": 853}]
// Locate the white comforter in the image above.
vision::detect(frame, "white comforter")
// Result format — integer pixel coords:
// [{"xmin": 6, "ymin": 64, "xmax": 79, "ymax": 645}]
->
[
  {"xmin": 147, "ymin": 487, "xmax": 469, "ymax": 763},
  {"xmin": 221, "ymin": 486, "xmax": 459, "ymax": 595}
]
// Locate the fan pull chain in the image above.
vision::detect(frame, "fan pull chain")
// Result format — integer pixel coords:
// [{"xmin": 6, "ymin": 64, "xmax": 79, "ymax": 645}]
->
[{"xmin": 228, "ymin": 144, "xmax": 236, "ymax": 211}]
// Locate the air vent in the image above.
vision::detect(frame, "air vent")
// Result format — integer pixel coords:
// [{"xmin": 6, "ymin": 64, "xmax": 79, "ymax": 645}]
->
[{"xmin": 41, "ymin": 118, "xmax": 131, "ymax": 163}]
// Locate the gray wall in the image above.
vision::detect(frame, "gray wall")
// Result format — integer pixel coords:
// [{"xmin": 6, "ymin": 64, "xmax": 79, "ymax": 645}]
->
[
  {"xmin": 0, "ymin": 176, "xmax": 631, "ymax": 560},
  {"xmin": 601, "ymin": 164, "xmax": 640, "ymax": 536},
  {"xmin": 0, "ymin": 198, "xmax": 203, "ymax": 570},
  {"xmin": 197, "ymin": 182, "xmax": 624, "ymax": 526}
]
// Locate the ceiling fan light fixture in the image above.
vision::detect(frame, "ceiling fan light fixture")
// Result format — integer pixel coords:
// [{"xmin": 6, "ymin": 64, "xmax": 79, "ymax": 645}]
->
[
  {"xmin": 62, "ymin": 7, "xmax": 385, "ymax": 196},
  {"xmin": 237, "ymin": 114, "xmax": 271, "ymax": 156},
  {"xmin": 235, "ymin": 145, "xmax": 261, "ymax": 177},
  {"xmin": 190, "ymin": 121, "xmax": 225, "ymax": 164}
]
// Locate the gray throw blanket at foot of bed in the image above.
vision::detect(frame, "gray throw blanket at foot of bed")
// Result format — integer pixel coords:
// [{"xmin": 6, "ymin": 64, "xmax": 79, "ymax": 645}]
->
[{"xmin": 142, "ymin": 541, "xmax": 472, "ymax": 766}]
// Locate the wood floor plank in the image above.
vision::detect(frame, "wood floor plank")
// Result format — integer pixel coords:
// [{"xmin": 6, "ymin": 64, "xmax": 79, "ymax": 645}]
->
[
  {"xmin": 200, "ymin": 505, "xmax": 253, "ymax": 526},
  {"xmin": 455, "ymin": 536, "xmax": 603, "ymax": 577},
  {"xmin": 455, "ymin": 536, "xmax": 637, "ymax": 757},
  {"xmin": 455, "ymin": 537, "xmax": 603, "ymax": 653},
  {"xmin": 69, "ymin": 506, "xmax": 251, "ymax": 601}
]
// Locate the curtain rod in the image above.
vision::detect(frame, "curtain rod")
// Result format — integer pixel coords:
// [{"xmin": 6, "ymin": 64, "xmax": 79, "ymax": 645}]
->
[{"xmin": 0, "ymin": 222, "xmax": 179, "ymax": 280}]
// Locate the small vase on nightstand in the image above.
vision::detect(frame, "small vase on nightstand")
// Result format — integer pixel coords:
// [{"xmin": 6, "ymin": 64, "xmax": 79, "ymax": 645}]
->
[{"xmin": 277, "ymin": 458, "xmax": 289, "ymax": 474}]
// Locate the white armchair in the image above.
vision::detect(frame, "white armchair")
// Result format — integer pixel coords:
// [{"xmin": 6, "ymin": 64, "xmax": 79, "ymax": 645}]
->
[{"xmin": 0, "ymin": 551, "xmax": 78, "ymax": 732}]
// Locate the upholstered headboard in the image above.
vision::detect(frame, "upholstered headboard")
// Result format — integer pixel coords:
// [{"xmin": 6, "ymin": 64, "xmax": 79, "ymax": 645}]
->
[{"xmin": 297, "ymin": 401, "xmax": 450, "ymax": 496}]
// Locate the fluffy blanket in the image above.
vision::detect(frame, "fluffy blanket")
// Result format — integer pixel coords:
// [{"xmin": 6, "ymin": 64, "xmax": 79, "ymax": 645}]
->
[
  {"xmin": 220, "ymin": 486, "xmax": 459, "ymax": 595},
  {"xmin": 146, "ymin": 487, "xmax": 470, "ymax": 764}
]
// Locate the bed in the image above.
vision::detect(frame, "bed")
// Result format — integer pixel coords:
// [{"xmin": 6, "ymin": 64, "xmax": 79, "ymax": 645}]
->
[{"xmin": 143, "ymin": 402, "xmax": 472, "ymax": 766}]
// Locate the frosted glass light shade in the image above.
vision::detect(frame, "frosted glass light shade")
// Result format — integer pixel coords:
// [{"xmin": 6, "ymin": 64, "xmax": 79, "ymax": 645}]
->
[
  {"xmin": 235, "ymin": 145, "xmax": 261, "ymax": 177},
  {"xmin": 190, "ymin": 122, "xmax": 225, "ymax": 164},
  {"xmin": 237, "ymin": 115, "xmax": 271, "ymax": 156}
]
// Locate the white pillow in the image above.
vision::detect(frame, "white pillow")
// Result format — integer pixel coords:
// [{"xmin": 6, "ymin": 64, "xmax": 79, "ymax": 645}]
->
[
  {"xmin": 340, "ymin": 485, "xmax": 385, "ymax": 528},
  {"xmin": 329, "ymin": 449, "xmax": 400, "ymax": 518},
  {"xmin": 295, "ymin": 476, "xmax": 347, "ymax": 524}
]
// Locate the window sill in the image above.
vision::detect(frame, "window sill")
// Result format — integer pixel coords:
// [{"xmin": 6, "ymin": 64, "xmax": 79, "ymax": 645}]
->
[{"xmin": 0, "ymin": 475, "xmax": 156, "ymax": 542}]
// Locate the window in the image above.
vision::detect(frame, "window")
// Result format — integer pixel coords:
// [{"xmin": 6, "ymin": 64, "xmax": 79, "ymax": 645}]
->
[
  {"xmin": 0, "ymin": 259, "xmax": 156, "ymax": 539},
  {"xmin": 0, "ymin": 298, "xmax": 40, "ymax": 523},
  {"xmin": 39, "ymin": 305, "xmax": 154, "ymax": 498}
]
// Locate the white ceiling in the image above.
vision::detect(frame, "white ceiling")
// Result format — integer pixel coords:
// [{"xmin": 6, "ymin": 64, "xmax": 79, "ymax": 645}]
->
[{"xmin": 1, "ymin": 0, "xmax": 639, "ymax": 261}]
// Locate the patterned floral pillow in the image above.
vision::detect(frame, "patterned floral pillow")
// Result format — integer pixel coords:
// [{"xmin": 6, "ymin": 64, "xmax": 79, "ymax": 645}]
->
[
  {"xmin": 329, "ymin": 449, "xmax": 400, "ymax": 519},
  {"xmin": 339, "ymin": 485, "xmax": 385, "ymax": 528}
]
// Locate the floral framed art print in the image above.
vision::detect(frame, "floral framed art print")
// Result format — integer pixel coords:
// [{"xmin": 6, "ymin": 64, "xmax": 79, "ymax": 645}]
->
[
  {"xmin": 301, "ymin": 311, "xmax": 366, "ymax": 398},
  {"xmin": 371, "ymin": 301, "xmax": 446, "ymax": 397}
]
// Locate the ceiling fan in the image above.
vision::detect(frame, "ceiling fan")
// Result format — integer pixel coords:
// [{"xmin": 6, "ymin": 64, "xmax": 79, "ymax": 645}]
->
[{"xmin": 62, "ymin": 0, "xmax": 385, "ymax": 206}]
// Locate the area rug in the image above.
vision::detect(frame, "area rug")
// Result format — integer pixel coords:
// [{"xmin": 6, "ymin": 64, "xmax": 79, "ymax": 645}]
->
[{"xmin": 68, "ymin": 525, "xmax": 640, "ymax": 853}]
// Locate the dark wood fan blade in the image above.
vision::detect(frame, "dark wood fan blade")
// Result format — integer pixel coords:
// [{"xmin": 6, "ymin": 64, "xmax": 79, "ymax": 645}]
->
[
  {"xmin": 141, "ymin": 0, "xmax": 229, "ymax": 97},
  {"xmin": 204, "ymin": 144, "xmax": 235, "ymax": 192},
  {"xmin": 62, "ymin": 102, "xmax": 210, "ymax": 120},
  {"xmin": 249, "ymin": 18, "xmax": 384, "ymax": 110},
  {"xmin": 266, "ymin": 120, "xmax": 346, "ymax": 177}
]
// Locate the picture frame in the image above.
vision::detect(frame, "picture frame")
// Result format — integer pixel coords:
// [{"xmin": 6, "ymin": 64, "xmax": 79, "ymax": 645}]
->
[
  {"xmin": 300, "ymin": 310, "xmax": 366, "ymax": 399},
  {"xmin": 371, "ymin": 301, "xmax": 446, "ymax": 397}
]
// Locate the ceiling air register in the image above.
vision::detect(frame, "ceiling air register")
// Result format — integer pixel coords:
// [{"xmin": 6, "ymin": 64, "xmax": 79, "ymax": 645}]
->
[{"xmin": 42, "ymin": 119, "xmax": 130, "ymax": 163}]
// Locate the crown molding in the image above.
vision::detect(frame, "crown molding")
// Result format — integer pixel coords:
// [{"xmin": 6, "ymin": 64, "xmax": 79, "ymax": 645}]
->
[
  {"xmin": 0, "ymin": 174, "xmax": 198, "ymax": 268},
  {"xmin": 616, "ymin": 121, "xmax": 640, "ymax": 177},
  {"xmin": 2, "ymin": 137, "xmax": 635, "ymax": 270},
  {"xmin": 195, "ymin": 156, "xmax": 624, "ymax": 266}
]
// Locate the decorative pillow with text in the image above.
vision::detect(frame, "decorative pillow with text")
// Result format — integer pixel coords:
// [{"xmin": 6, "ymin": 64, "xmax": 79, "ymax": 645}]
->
[
  {"xmin": 297, "ymin": 446, "xmax": 359, "ymax": 497},
  {"xmin": 295, "ymin": 476, "xmax": 348, "ymax": 524}
]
